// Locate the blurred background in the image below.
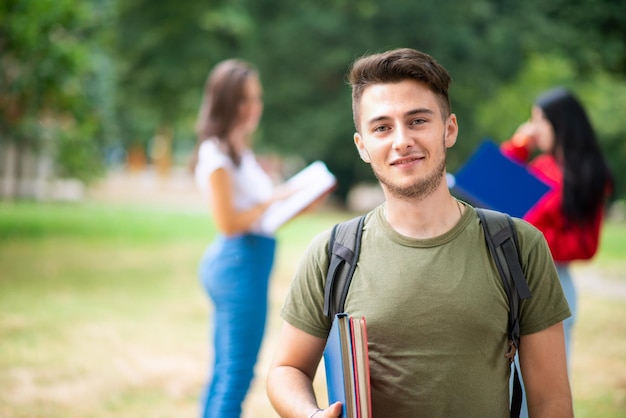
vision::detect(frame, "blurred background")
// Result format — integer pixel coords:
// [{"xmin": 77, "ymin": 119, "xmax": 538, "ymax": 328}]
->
[
  {"xmin": 1, "ymin": 1, "xmax": 626, "ymax": 417},
  {"xmin": 1, "ymin": 0, "xmax": 626, "ymax": 205}
]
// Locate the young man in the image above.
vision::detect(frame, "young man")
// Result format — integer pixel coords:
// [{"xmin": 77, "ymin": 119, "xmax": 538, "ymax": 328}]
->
[{"xmin": 266, "ymin": 48, "xmax": 573, "ymax": 418}]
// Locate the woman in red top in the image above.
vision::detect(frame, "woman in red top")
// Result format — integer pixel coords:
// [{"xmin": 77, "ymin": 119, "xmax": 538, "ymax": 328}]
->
[
  {"xmin": 502, "ymin": 87, "xmax": 613, "ymax": 363},
  {"xmin": 502, "ymin": 87, "xmax": 613, "ymax": 418}
]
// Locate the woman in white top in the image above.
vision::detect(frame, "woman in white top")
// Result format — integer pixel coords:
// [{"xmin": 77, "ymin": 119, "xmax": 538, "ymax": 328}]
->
[{"xmin": 191, "ymin": 59, "xmax": 288, "ymax": 418}]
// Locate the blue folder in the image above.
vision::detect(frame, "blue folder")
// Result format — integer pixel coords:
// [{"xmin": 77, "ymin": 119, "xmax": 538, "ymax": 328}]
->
[
  {"xmin": 323, "ymin": 313, "xmax": 354, "ymax": 418},
  {"xmin": 450, "ymin": 140, "xmax": 551, "ymax": 218}
]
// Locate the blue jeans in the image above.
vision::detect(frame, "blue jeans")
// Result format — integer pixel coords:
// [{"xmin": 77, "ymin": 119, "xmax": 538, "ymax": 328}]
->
[
  {"xmin": 512, "ymin": 263, "xmax": 576, "ymax": 418},
  {"xmin": 198, "ymin": 233, "xmax": 276, "ymax": 418},
  {"xmin": 557, "ymin": 264, "xmax": 577, "ymax": 366}
]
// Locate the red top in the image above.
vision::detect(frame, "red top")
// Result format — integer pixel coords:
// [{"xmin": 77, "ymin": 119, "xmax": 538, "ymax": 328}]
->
[{"xmin": 501, "ymin": 138, "xmax": 604, "ymax": 262}]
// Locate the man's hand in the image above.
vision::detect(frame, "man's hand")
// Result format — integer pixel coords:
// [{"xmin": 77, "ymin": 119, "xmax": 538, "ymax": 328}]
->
[{"xmin": 312, "ymin": 402, "xmax": 343, "ymax": 417}]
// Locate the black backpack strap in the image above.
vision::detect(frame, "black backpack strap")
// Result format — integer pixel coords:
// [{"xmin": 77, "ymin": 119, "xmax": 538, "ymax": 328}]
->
[
  {"xmin": 323, "ymin": 215, "xmax": 366, "ymax": 318},
  {"xmin": 476, "ymin": 208, "xmax": 532, "ymax": 418},
  {"xmin": 476, "ymin": 208, "xmax": 532, "ymax": 350}
]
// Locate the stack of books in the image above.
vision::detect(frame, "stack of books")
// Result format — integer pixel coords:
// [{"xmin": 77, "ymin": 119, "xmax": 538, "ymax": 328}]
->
[{"xmin": 323, "ymin": 313, "xmax": 372, "ymax": 418}]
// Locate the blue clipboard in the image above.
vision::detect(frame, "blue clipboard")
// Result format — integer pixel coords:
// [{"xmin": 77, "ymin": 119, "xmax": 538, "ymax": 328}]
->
[{"xmin": 450, "ymin": 140, "xmax": 551, "ymax": 218}]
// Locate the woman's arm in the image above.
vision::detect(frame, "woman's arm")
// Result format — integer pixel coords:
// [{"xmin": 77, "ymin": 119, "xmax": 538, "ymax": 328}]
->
[
  {"xmin": 501, "ymin": 121, "xmax": 536, "ymax": 163},
  {"xmin": 208, "ymin": 167, "xmax": 272, "ymax": 235}
]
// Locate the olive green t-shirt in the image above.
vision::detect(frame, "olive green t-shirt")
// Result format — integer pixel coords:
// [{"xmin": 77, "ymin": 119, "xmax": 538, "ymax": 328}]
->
[{"xmin": 281, "ymin": 204, "xmax": 570, "ymax": 418}]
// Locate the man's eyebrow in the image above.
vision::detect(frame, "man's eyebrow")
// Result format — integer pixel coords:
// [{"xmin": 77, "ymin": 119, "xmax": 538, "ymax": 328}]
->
[
  {"xmin": 366, "ymin": 108, "xmax": 435, "ymax": 126},
  {"xmin": 366, "ymin": 115, "xmax": 390, "ymax": 126},
  {"xmin": 406, "ymin": 108, "xmax": 435, "ymax": 116}
]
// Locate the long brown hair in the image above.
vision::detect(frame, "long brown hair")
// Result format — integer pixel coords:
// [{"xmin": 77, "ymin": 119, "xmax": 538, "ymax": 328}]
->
[{"xmin": 190, "ymin": 59, "xmax": 258, "ymax": 170}]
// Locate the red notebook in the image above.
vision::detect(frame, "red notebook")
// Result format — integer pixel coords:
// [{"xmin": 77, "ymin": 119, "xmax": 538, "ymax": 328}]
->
[{"xmin": 350, "ymin": 316, "xmax": 372, "ymax": 418}]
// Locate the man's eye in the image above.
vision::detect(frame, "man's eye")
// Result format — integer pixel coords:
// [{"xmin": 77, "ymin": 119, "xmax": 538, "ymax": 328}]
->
[
  {"xmin": 410, "ymin": 118, "xmax": 426, "ymax": 125},
  {"xmin": 374, "ymin": 126, "xmax": 389, "ymax": 132}
]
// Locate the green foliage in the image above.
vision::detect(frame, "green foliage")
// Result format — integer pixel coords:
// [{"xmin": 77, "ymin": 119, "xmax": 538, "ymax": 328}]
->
[
  {"xmin": 3, "ymin": 0, "xmax": 626, "ymax": 200},
  {"xmin": 238, "ymin": 0, "xmax": 531, "ymax": 196},
  {"xmin": 0, "ymin": 0, "xmax": 117, "ymax": 182},
  {"xmin": 114, "ymin": 0, "xmax": 246, "ymax": 147},
  {"xmin": 55, "ymin": 126, "xmax": 105, "ymax": 182},
  {"xmin": 475, "ymin": 54, "xmax": 577, "ymax": 142},
  {"xmin": 525, "ymin": 0, "xmax": 626, "ymax": 75}
]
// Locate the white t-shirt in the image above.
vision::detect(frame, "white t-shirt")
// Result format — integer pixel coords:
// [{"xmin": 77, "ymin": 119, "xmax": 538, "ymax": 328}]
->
[{"xmin": 194, "ymin": 139, "xmax": 274, "ymax": 234}]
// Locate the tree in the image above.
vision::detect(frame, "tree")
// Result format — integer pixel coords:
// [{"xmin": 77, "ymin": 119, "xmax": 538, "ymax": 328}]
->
[
  {"xmin": 0, "ymin": 0, "xmax": 115, "ymax": 198},
  {"xmin": 114, "ymin": 0, "xmax": 254, "ymax": 170}
]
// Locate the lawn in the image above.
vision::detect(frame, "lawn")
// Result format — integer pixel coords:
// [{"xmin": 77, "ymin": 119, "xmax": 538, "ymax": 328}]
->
[{"xmin": 0, "ymin": 201, "xmax": 624, "ymax": 417}]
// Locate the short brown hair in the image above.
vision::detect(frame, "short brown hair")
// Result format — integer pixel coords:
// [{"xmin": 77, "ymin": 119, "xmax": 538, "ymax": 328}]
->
[{"xmin": 348, "ymin": 48, "xmax": 452, "ymax": 131}]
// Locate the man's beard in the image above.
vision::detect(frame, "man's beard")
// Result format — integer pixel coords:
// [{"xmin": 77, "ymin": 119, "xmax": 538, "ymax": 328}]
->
[{"xmin": 372, "ymin": 142, "xmax": 447, "ymax": 201}]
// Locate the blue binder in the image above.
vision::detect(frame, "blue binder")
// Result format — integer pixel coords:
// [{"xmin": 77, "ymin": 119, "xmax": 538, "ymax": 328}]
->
[
  {"xmin": 323, "ymin": 313, "xmax": 355, "ymax": 418},
  {"xmin": 450, "ymin": 140, "xmax": 551, "ymax": 218}
]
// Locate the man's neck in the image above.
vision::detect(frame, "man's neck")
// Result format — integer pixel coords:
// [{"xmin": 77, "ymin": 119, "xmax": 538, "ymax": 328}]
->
[{"xmin": 382, "ymin": 186, "xmax": 464, "ymax": 239}]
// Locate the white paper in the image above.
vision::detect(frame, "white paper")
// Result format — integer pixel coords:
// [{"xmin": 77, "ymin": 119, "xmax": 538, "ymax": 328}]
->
[{"xmin": 259, "ymin": 161, "xmax": 337, "ymax": 234}]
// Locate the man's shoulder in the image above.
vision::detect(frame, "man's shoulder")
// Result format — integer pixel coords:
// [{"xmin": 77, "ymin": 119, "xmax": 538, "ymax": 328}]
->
[
  {"xmin": 474, "ymin": 207, "xmax": 542, "ymax": 237},
  {"xmin": 329, "ymin": 208, "xmax": 379, "ymax": 241},
  {"xmin": 510, "ymin": 216, "xmax": 544, "ymax": 241},
  {"xmin": 471, "ymin": 207, "xmax": 546, "ymax": 254},
  {"xmin": 505, "ymin": 215, "xmax": 553, "ymax": 266},
  {"xmin": 308, "ymin": 227, "xmax": 334, "ymax": 252}
]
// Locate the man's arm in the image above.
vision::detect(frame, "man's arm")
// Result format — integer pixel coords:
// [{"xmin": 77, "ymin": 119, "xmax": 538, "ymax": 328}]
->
[
  {"xmin": 267, "ymin": 322, "xmax": 343, "ymax": 418},
  {"xmin": 519, "ymin": 321, "xmax": 573, "ymax": 418}
]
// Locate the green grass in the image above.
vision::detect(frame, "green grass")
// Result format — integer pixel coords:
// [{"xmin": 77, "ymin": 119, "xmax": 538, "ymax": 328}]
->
[
  {"xmin": 0, "ymin": 202, "xmax": 624, "ymax": 417},
  {"xmin": 594, "ymin": 221, "xmax": 626, "ymax": 280}
]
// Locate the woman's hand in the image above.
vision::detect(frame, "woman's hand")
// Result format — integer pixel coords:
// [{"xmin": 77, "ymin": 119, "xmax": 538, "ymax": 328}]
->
[
  {"xmin": 271, "ymin": 183, "xmax": 298, "ymax": 203},
  {"xmin": 301, "ymin": 189, "xmax": 332, "ymax": 214},
  {"xmin": 512, "ymin": 121, "xmax": 537, "ymax": 151}
]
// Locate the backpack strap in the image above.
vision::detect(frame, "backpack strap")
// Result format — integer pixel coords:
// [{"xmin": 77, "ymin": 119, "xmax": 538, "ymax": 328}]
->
[
  {"xmin": 476, "ymin": 208, "xmax": 532, "ymax": 353},
  {"xmin": 476, "ymin": 207, "xmax": 532, "ymax": 418},
  {"xmin": 323, "ymin": 215, "xmax": 366, "ymax": 318}
]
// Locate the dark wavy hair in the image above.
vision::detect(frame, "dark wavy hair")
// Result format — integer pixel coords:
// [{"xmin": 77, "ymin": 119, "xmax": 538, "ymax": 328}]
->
[
  {"xmin": 536, "ymin": 87, "xmax": 613, "ymax": 223},
  {"xmin": 190, "ymin": 59, "xmax": 258, "ymax": 170}
]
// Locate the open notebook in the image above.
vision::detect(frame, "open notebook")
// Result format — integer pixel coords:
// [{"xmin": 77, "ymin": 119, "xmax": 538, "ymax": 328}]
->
[{"xmin": 259, "ymin": 161, "xmax": 336, "ymax": 234}]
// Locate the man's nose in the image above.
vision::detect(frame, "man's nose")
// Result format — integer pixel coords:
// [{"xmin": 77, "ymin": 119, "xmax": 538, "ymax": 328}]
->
[{"xmin": 392, "ymin": 126, "xmax": 414, "ymax": 150}]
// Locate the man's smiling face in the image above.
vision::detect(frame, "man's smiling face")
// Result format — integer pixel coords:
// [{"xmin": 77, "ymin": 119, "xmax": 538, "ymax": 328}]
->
[{"xmin": 353, "ymin": 79, "xmax": 458, "ymax": 200}]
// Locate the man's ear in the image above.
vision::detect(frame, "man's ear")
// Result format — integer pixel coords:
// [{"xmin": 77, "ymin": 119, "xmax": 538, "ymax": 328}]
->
[
  {"xmin": 354, "ymin": 132, "xmax": 370, "ymax": 163},
  {"xmin": 444, "ymin": 113, "xmax": 458, "ymax": 149}
]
